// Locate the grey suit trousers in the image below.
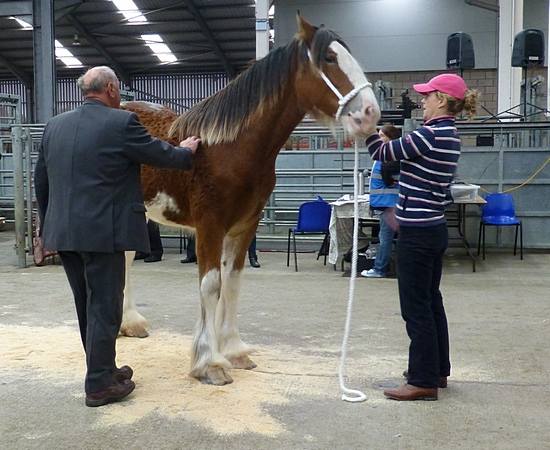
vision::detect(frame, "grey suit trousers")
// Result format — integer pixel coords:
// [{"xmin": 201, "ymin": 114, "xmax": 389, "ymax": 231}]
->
[{"xmin": 59, "ymin": 251, "xmax": 125, "ymax": 394}]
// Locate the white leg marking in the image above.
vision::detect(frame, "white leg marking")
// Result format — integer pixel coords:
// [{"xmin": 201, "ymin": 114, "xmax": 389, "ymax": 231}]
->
[
  {"xmin": 191, "ymin": 268, "xmax": 230, "ymax": 377},
  {"xmin": 216, "ymin": 236, "xmax": 253, "ymax": 362},
  {"xmin": 120, "ymin": 250, "xmax": 149, "ymax": 338}
]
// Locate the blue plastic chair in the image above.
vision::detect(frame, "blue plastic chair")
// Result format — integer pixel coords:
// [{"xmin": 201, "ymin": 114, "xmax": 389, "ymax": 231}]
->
[
  {"xmin": 287, "ymin": 197, "xmax": 332, "ymax": 271},
  {"xmin": 477, "ymin": 193, "xmax": 523, "ymax": 260}
]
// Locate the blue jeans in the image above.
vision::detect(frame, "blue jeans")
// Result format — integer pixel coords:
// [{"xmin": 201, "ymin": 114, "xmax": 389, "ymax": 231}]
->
[{"xmin": 373, "ymin": 210, "xmax": 395, "ymax": 274}]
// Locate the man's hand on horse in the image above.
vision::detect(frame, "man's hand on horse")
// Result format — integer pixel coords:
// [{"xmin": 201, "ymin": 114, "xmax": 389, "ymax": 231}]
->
[{"xmin": 180, "ymin": 136, "xmax": 201, "ymax": 154}]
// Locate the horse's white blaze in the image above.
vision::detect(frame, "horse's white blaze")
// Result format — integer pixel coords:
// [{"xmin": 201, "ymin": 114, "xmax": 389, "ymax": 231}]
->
[
  {"xmin": 145, "ymin": 192, "xmax": 182, "ymax": 228},
  {"xmin": 330, "ymin": 41, "xmax": 380, "ymax": 133},
  {"xmin": 193, "ymin": 268, "xmax": 229, "ymax": 374},
  {"xmin": 330, "ymin": 41, "xmax": 367, "ymax": 89},
  {"xmin": 216, "ymin": 235, "xmax": 250, "ymax": 359}
]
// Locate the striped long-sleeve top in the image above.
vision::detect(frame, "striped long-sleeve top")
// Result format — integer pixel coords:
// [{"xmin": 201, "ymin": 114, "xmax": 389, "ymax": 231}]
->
[{"xmin": 365, "ymin": 116, "xmax": 460, "ymax": 227}]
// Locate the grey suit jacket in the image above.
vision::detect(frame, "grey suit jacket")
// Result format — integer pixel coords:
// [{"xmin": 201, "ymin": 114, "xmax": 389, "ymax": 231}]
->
[{"xmin": 34, "ymin": 99, "xmax": 193, "ymax": 253}]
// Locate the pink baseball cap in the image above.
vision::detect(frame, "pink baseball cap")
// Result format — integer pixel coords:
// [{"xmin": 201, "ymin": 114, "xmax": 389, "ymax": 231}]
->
[{"xmin": 413, "ymin": 73, "xmax": 468, "ymax": 100}]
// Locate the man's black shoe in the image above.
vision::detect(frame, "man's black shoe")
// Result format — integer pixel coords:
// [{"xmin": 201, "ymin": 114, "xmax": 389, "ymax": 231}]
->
[
  {"xmin": 180, "ymin": 257, "xmax": 197, "ymax": 264},
  {"xmin": 85, "ymin": 379, "xmax": 135, "ymax": 407},
  {"xmin": 249, "ymin": 257, "xmax": 261, "ymax": 268},
  {"xmin": 144, "ymin": 254, "xmax": 162, "ymax": 263},
  {"xmin": 134, "ymin": 252, "xmax": 148, "ymax": 260}
]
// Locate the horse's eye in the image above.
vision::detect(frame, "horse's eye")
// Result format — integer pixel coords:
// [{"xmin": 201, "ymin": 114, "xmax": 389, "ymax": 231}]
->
[{"xmin": 325, "ymin": 54, "xmax": 337, "ymax": 64}]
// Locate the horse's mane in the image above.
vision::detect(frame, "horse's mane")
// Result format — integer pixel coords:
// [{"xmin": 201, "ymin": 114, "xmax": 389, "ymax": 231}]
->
[{"xmin": 169, "ymin": 27, "xmax": 347, "ymax": 146}]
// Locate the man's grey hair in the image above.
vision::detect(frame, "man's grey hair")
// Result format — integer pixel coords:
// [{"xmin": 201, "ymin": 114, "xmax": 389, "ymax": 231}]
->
[{"xmin": 77, "ymin": 66, "xmax": 118, "ymax": 95}]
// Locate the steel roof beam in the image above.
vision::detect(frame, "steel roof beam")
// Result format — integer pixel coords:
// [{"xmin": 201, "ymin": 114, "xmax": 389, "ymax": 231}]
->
[
  {"xmin": 0, "ymin": 0, "xmax": 83, "ymax": 23},
  {"xmin": 129, "ymin": 50, "xmax": 216, "ymax": 74},
  {"xmin": 0, "ymin": 53, "xmax": 32, "ymax": 86},
  {"xmin": 88, "ymin": 1, "xmax": 189, "ymax": 32},
  {"xmin": 65, "ymin": 13, "xmax": 132, "ymax": 86},
  {"xmin": 54, "ymin": 0, "xmax": 83, "ymax": 21},
  {"xmin": 89, "ymin": 19, "xmax": 255, "ymax": 29},
  {"xmin": 182, "ymin": 0, "xmax": 235, "ymax": 78},
  {"xmin": 465, "ymin": 0, "xmax": 499, "ymax": 13},
  {"xmin": 0, "ymin": 1, "xmax": 32, "ymax": 17}
]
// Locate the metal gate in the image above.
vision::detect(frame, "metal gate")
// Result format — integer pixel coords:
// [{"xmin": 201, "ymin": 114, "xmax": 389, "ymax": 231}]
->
[
  {"xmin": 3, "ymin": 101, "xmax": 550, "ymax": 267},
  {"xmin": 7, "ymin": 123, "xmax": 42, "ymax": 268}
]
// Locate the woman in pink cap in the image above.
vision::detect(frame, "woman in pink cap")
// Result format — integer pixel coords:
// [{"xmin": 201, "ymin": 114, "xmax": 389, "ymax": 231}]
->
[{"xmin": 362, "ymin": 73, "xmax": 478, "ymax": 401}]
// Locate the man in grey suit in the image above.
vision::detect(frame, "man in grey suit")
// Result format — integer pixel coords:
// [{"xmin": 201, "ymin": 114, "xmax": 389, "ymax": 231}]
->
[{"xmin": 34, "ymin": 66, "xmax": 200, "ymax": 407}]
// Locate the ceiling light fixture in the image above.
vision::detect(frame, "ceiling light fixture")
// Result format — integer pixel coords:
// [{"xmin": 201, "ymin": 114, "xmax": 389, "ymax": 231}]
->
[{"xmin": 141, "ymin": 34, "xmax": 178, "ymax": 63}]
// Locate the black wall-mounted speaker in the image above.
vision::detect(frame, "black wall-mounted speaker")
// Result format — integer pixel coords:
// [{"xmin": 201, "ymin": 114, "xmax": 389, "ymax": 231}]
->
[
  {"xmin": 512, "ymin": 29, "xmax": 545, "ymax": 67},
  {"xmin": 446, "ymin": 32, "xmax": 475, "ymax": 70}
]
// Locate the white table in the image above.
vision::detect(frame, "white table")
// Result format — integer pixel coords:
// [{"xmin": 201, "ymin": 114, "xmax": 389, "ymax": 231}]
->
[
  {"xmin": 328, "ymin": 195, "xmax": 378, "ymax": 265},
  {"xmin": 447, "ymin": 195, "xmax": 487, "ymax": 272}
]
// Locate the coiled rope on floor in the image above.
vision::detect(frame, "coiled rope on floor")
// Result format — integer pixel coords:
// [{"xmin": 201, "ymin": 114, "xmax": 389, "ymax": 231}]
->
[{"xmin": 337, "ymin": 140, "xmax": 367, "ymax": 403}]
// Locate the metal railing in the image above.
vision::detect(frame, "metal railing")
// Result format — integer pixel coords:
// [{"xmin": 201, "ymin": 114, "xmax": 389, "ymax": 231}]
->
[
  {"xmin": 7, "ymin": 125, "xmax": 42, "ymax": 267},
  {"xmin": 4, "ymin": 118, "xmax": 550, "ymax": 267}
]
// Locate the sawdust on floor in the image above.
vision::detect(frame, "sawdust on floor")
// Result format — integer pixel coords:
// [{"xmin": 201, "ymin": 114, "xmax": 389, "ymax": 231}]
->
[
  {"xmin": 1, "ymin": 323, "xmax": 498, "ymax": 436},
  {"xmin": 1, "ymin": 324, "xmax": 342, "ymax": 436}
]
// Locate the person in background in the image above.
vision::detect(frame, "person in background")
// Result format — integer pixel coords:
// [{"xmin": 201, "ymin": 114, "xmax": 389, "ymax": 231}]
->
[
  {"xmin": 182, "ymin": 234, "xmax": 260, "ymax": 268},
  {"xmin": 360, "ymin": 73, "xmax": 478, "ymax": 401},
  {"xmin": 134, "ymin": 220, "xmax": 163, "ymax": 263},
  {"xmin": 362, "ymin": 123, "xmax": 401, "ymax": 278},
  {"xmin": 34, "ymin": 66, "xmax": 201, "ymax": 407},
  {"xmin": 248, "ymin": 236, "xmax": 261, "ymax": 268},
  {"xmin": 180, "ymin": 235, "xmax": 197, "ymax": 264}
]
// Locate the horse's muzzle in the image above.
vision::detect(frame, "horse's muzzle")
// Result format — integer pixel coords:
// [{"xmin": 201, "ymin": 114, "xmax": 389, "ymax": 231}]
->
[{"xmin": 344, "ymin": 106, "xmax": 380, "ymax": 137}]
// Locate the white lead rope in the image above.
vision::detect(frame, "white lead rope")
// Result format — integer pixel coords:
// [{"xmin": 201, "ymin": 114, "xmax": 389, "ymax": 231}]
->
[
  {"xmin": 305, "ymin": 48, "xmax": 370, "ymax": 401},
  {"xmin": 337, "ymin": 140, "xmax": 367, "ymax": 403}
]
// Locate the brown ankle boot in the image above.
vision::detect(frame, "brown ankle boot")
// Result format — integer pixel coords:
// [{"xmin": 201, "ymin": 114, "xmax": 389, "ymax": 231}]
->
[
  {"xmin": 384, "ymin": 384, "xmax": 438, "ymax": 401},
  {"xmin": 85, "ymin": 379, "xmax": 135, "ymax": 407},
  {"xmin": 114, "ymin": 365, "xmax": 133, "ymax": 382}
]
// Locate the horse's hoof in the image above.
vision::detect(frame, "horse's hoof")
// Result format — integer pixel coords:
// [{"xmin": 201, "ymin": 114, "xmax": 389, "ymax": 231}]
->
[
  {"xmin": 200, "ymin": 367, "xmax": 233, "ymax": 385},
  {"xmin": 229, "ymin": 354, "xmax": 257, "ymax": 370},
  {"xmin": 119, "ymin": 323, "xmax": 149, "ymax": 338}
]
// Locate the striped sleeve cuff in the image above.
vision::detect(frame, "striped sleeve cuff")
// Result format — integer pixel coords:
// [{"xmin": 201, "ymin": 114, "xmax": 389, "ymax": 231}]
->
[{"xmin": 365, "ymin": 133, "xmax": 380, "ymax": 147}]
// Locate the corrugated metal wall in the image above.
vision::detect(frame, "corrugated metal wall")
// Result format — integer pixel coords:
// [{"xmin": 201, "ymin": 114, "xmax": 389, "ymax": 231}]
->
[
  {"xmin": 0, "ymin": 72, "xmax": 229, "ymax": 121},
  {"xmin": 129, "ymin": 73, "xmax": 228, "ymax": 112},
  {"xmin": 0, "ymin": 80, "xmax": 26, "ymax": 103}
]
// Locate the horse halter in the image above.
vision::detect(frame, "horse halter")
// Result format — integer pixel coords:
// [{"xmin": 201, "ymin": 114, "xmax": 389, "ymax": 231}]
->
[{"xmin": 308, "ymin": 50, "xmax": 372, "ymax": 122}]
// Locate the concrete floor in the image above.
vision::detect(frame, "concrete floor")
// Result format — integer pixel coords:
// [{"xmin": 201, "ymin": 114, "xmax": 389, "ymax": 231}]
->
[{"xmin": 1, "ymin": 230, "xmax": 550, "ymax": 450}]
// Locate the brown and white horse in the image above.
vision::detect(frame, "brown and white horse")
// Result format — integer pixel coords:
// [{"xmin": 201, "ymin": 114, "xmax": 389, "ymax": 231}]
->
[{"xmin": 120, "ymin": 17, "xmax": 380, "ymax": 385}]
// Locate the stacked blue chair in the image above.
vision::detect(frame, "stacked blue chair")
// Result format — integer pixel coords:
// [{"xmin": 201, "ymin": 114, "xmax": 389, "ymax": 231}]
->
[
  {"xmin": 287, "ymin": 197, "xmax": 332, "ymax": 272},
  {"xmin": 477, "ymin": 193, "xmax": 523, "ymax": 260}
]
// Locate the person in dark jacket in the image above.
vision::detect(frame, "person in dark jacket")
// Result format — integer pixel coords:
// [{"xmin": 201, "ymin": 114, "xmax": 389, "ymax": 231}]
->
[
  {"xmin": 182, "ymin": 235, "xmax": 260, "ymax": 267},
  {"xmin": 134, "ymin": 220, "xmax": 163, "ymax": 263},
  {"xmin": 34, "ymin": 66, "xmax": 201, "ymax": 407},
  {"xmin": 360, "ymin": 74, "xmax": 478, "ymax": 401},
  {"xmin": 180, "ymin": 234, "xmax": 197, "ymax": 264}
]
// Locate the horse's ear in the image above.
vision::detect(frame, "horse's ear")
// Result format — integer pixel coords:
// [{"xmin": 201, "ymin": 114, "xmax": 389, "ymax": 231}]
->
[{"xmin": 296, "ymin": 14, "xmax": 317, "ymax": 46}]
